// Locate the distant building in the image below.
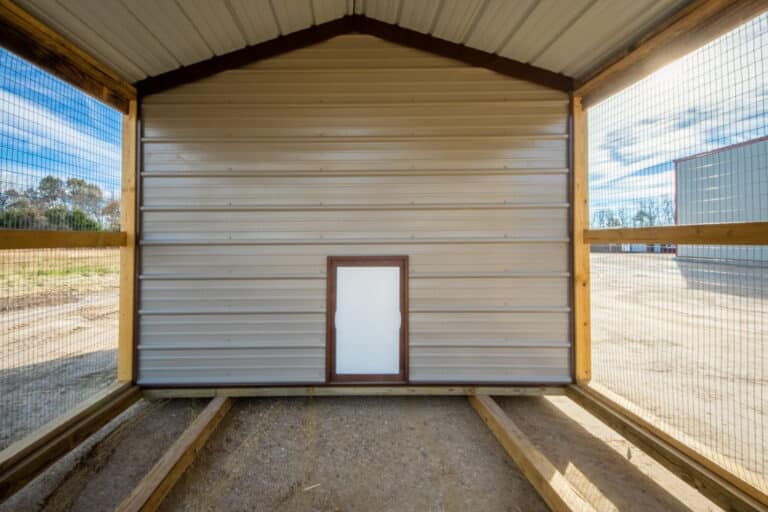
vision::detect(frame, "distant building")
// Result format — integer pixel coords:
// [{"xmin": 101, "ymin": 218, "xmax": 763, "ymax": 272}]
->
[{"xmin": 675, "ymin": 136, "xmax": 768, "ymax": 264}]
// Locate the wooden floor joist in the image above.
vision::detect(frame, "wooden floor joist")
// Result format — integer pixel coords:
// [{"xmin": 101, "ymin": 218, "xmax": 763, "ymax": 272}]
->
[
  {"xmin": 0, "ymin": 382, "xmax": 140, "ymax": 501},
  {"xmin": 469, "ymin": 395, "xmax": 595, "ymax": 512},
  {"xmin": 566, "ymin": 386, "xmax": 768, "ymax": 512},
  {"xmin": 141, "ymin": 386, "xmax": 566, "ymax": 399},
  {"xmin": 116, "ymin": 396, "xmax": 233, "ymax": 512}
]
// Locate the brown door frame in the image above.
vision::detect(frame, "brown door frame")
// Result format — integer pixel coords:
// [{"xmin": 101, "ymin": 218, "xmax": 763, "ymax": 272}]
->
[{"xmin": 326, "ymin": 255, "xmax": 409, "ymax": 384}]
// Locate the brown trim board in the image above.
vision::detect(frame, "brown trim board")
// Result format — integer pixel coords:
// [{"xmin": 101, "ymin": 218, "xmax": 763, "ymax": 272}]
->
[
  {"xmin": 136, "ymin": 15, "xmax": 573, "ymax": 96},
  {"xmin": 326, "ymin": 255, "xmax": 409, "ymax": 385}
]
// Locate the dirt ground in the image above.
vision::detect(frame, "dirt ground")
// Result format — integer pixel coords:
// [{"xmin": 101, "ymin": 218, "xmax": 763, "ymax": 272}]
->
[
  {"xmin": 0, "ymin": 248, "xmax": 119, "ymax": 450},
  {"xmin": 1, "ymin": 395, "xmax": 719, "ymax": 512},
  {"xmin": 590, "ymin": 253, "xmax": 767, "ymax": 488}
]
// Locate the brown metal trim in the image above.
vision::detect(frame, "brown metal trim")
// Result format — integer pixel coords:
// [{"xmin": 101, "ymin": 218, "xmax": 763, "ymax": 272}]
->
[
  {"xmin": 353, "ymin": 16, "xmax": 572, "ymax": 92},
  {"xmin": 326, "ymin": 255, "xmax": 409, "ymax": 385},
  {"xmin": 131, "ymin": 103, "xmax": 142, "ymax": 385},
  {"xmin": 567, "ymin": 94, "xmax": 576, "ymax": 383},
  {"xmin": 136, "ymin": 15, "xmax": 573, "ymax": 97}
]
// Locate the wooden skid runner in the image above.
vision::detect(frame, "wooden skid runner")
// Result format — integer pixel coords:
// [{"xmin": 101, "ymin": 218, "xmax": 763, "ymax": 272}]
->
[
  {"xmin": 566, "ymin": 386, "xmax": 768, "ymax": 512},
  {"xmin": 116, "ymin": 397, "xmax": 233, "ymax": 512},
  {"xmin": 0, "ymin": 382, "xmax": 140, "ymax": 501},
  {"xmin": 469, "ymin": 395, "xmax": 595, "ymax": 512}
]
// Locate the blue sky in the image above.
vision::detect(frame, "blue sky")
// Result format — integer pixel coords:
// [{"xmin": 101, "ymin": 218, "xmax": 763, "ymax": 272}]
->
[
  {"xmin": 588, "ymin": 13, "xmax": 768, "ymax": 222},
  {"xmin": 0, "ymin": 48, "xmax": 122, "ymax": 200}
]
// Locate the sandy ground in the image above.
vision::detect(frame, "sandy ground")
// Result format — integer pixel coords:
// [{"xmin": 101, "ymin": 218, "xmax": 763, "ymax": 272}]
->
[
  {"xmin": 0, "ymin": 248, "xmax": 119, "ymax": 450},
  {"xmin": 1, "ymin": 396, "xmax": 720, "ymax": 512},
  {"xmin": 590, "ymin": 253, "xmax": 767, "ymax": 488}
]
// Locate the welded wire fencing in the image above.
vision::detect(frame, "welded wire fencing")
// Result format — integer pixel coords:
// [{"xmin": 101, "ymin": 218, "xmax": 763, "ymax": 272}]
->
[
  {"xmin": 0, "ymin": 48, "xmax": 122, "ymax": 450},
  {"xmin": 587, "ymin": 13, "xmax": 767, "ymax": 492}
]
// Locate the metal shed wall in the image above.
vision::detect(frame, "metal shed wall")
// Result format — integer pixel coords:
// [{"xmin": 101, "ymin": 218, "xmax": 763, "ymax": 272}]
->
[
  {"xmin": 137, "ymin": 34, "xmax": 571, "ymax": 386},
  {"xmin": 676, "ymin": 137, "xmax": 768, "ymax": 263}
]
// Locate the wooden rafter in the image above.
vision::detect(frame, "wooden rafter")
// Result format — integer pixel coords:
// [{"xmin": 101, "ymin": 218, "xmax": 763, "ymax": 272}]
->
[
  {"xmin": 136, "ymin": 15, "xmax": 573, "ymax": 97},
  {"xmin": 576, "ymin": 0, "xmax": 768, "ymax": 108},
  {"xmin": 0, "ymin": 0, "xmax": 136, "ymax": 113}
]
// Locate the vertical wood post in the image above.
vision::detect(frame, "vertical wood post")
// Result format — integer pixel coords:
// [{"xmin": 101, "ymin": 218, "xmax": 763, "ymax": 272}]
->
[
  {"xmin": 572, "ymin": 96, "xmax": 591, "ymax": 383},
  {"xmin": 118, "ymin": 99, "xmax": 137, "ymax": 382}
]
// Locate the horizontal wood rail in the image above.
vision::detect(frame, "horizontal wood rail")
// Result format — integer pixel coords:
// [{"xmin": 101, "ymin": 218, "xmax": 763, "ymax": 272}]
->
[
  {"xmin": 0, "ymin": 230, "xmax": 127, "ymax": 249},
  {"xmin": 584, "ymin": 222, "xmax": 768, "ymax": 245},
  {"xmin": 0, "ymin": 382, "xmax": 141, "ymax": 500},
  {"xmin": 566, "ymin": 385, "xmax": 768, "ymax": 511},
  {"xmin": 116, "ymin": 397, "xmax": 233, "ymax": 512},
  {"xmin": 469, "ymin": 395, "xmax": 595, "ymax": 512},
  {"xmin": 0, "ymin": 0, "xmax": 136, "ymax": 113}
]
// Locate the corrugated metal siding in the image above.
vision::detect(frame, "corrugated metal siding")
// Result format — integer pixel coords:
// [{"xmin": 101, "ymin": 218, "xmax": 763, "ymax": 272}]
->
[
  {"xmin": 677, "ymin": 138, "xmax": 768, "ymax": 263},
  {"xmin": 138, "ymin": 34, "xmax": 571, "ymax": 385}
]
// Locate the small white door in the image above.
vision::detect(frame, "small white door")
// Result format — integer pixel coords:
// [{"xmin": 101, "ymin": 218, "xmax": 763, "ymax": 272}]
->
[{"xmin": 328, "ymin": 256, "xmax": 408, "ymax": 382}]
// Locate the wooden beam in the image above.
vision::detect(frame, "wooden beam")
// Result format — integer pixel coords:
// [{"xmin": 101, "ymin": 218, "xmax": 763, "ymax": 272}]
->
[
  {"xmin": 576, "ymin": 0, "xmax": 768, "ymax": 108},
  {"xmin": 0, "ymin": 229, "xmax": 126, "ymax": 249},
  {"xmin": 566, "ymin": 386, "xmax": 768, "ymax": 511},
  {"xmin": 136, "ymin": 15, "xmax": 573, "ymax": 97},
  {"xmin": 572, "ymin": 97, "xmax": 591, "ymax": 383},
  {"xmin": 118, "ymin": 99, "xmax": 138, "ymax": 383},
  {"xmin": 0, "ymin": 0, "xmax": 136, "ymax": 113},
  {"xmin": 0, "ymin": 382, "xmax": 140, "ymax": 500},
  {"xmin": 584, "ymin": 222, "xmax": 768, "ymax": 245},
  {"xmin": 116, "ymin": 397, "xmax": 233, "ymax": 512},
  {"xmin": 141, "ymin": 386, "xmax": 567, "ymax": 399},
  {"xmin": 469, "ymin": 395, "xmax": 595, "ymax": 512}
]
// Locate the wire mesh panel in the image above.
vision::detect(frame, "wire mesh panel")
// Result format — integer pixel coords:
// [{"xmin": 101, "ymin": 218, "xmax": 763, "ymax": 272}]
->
[
  {"xmin": 587, "ymin": 14, "xmax": 767, "ymax": 493},
  {"xmin": 0, "ymin": 48, "xmax": 122, "ymax": 449}
]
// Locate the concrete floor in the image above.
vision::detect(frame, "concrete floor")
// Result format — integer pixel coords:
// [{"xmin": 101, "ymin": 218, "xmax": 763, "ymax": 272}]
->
[{"xmin": 1, "ymin": 395, "xmax": 719, "ymax": 512}]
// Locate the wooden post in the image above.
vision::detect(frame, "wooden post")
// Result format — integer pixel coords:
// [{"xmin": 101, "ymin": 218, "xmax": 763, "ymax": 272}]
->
[
  {"xmin": 118, "ymin": 99, "xmax": 137, "ymax": 383},
  {"xmin": 572, "ymin": 96, "xmax": 591, "ymax": 384}
]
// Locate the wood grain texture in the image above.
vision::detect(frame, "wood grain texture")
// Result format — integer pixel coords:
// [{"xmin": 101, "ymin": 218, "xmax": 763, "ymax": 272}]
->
[
  {"xmin": 567, "ymin": 386, "xmax": 768, "ymax": 511},
  {"xmin": 118, "ymin": 99, "xmax": 138, "ymax": 382},
  {"xmin": 0, "ymin": 230, "xmax": 126, "ymax": 249},
  {"xmin": 116, "ymin": 397, "xmax": 233, "ymax": 512},
  {"xmin": 584, "ymin": 222, "xmax": 768, "ymax": 245},
  {"xmin": 571, "ymin": 97, "xmax": 591, "ymax": 383},
  {"xmin": 469, "ymin": 395, "xmax": 595, "ymax": 512},
  {"xmin": 0, "ymin": 382, "xmax": 140, "ymax": 500},
  {"xmin": 0, "ymin": 0, "xmax": 135, "ymax": 112},
  {"xmin": 576, "ymin": 0, "xmax": 768, "ymax": 107}
]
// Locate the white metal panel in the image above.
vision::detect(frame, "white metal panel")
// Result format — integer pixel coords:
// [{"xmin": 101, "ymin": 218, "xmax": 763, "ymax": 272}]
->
[
  {"xmin": 431, "ymin": 0, "xmax": 486, "ymax": 43},
  {"xmin": 397, "ymin": 0, "xmax": 442, "ymax": 33},
  {"xmin": 122, "ymin": 0, "xmax": 213, "ymax": 67},
  {"xmin": 228, "ymin": 0, "xmax": 280, "ymax": 45},
  {"xmin": 16, "ymin": 0, "xmax": 146, "ymax": 81},
  {"xmin": 55, "ymin": 0, "xmax": 179, "ymax": 75},
  {"xmin": 176, "ymin": 0, "xmax": 247, "ymax": 55},
  {"xmin": 312, "ymin": 0, "xmax": 349, "ymax": 24},
  {"xmin": 560, "ymin": 0, "xmax": 687, "ymax": 77},
  {"xmin": 271, "ymin": 0, "xmax": 314, "ymax": 34},
  {"xmin": 464, "ymin": 0, "xmax": 537, "ymax": 54},
  {"xmin": 364, "ymin": 0, "xmax": 401, "ymax": 23},
  {"xmin": 533, "ymin": 0, "xmax": 654, "ymax": 73},
  {"xmin": 499, "ymin": 0, "xmax": 592, "ymax": 64},
  {"xmin": 138, "ymin": 35, "xmax": 572, "ymax": 385}
]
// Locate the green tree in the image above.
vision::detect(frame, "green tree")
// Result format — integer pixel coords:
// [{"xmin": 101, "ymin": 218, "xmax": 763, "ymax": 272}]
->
[{"xmin": 38, "ymin": 176, "xmax": 65, "ymax": 206}]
